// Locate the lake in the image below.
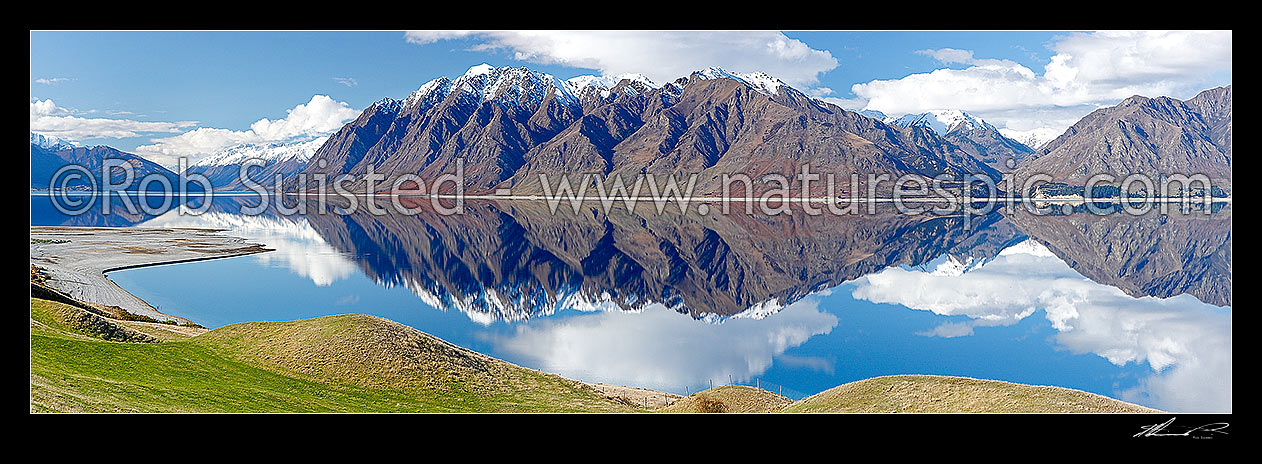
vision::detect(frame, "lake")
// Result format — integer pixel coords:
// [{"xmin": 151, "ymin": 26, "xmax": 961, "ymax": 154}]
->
[{"xmin": 29, "ymin": 193, "xmax": 1232, "ymax": 412}]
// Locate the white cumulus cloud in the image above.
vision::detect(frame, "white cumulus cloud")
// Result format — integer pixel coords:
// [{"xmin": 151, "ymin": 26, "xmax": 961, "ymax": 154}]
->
[
  {"xmin": 403, "ymin": 30, "xmax": 840, "ymax": 90},
  {"xmin": 851, "ymin": 30, "xmax": 1232, "ymax": 136},
  {"xmin": 136, "ymin": 95, "xmax": 359, "ymax": 167},
  {"xmin": 30, "ymin": 99, "xmax": 195, "ymax": 141},
  {"xmin": 915, "ymin": 47, "xmax": 976, "ymax": 65}
]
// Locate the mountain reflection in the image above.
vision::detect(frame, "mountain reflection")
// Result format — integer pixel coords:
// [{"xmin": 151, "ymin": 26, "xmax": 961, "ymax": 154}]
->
[
  {"xmin": 291, "ymin": 199, "xmax": 1034, "ymax": 322},
  {"xmin": 35, "ymin": 193, "xmax": 1227, "ymax": 321},
  {"xmin": 174, "ymin": 197, "xmax": 1229, "ymax": 322},
  {"xmin": 1008, "ymin": 206, "xmax": 1231, "ymax": 306},
  {"xmin": 33, "ymin": 194, "xmax": 1231, "ymax": 410}
]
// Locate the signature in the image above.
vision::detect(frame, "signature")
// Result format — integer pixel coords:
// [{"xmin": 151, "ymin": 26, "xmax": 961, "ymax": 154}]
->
[{"xmin": 1134, "ymin": 417, "xmax": 1229, "ymax": 438}]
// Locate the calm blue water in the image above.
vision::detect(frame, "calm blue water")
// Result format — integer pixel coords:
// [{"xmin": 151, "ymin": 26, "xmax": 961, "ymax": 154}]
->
[{"xmin": 30, "ymin": 194, "xmax": 1232, "ymax": 412}]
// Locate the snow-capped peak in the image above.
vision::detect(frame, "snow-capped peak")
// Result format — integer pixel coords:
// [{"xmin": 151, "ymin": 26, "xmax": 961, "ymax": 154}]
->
[
  {"xmin": 690, "ymin": 66, "xmax": 789, "ymax": 96},
  {"xmin": 30, "ymin": 132, "xmax": 75, "ymax": 151},
  {"xmin": 462, "ymin": 63, "xmax": 496, "ymax": 78},
  {"xmin": 372, "ymin": 97, "xmax": 401, "ymax": 113},
  {"xmin": 928, "ymin": 255, "xmax": 986, "ymax": 276},
  {"xmin": 736, "ymin": 71, "xmax": 788, "ymax": 96},
  {"xmin": 190, "ymin": 137, "xmax": 327, "ymax": 168},
  {"xmin": 565, "ymin": 73, "xmax": 659, "ymax": 99},
  {"xmin": 858, "ymin": 109, "xmax": 888, "ymax": 120},
  {"xmin": 448, "ymin": 64, "xmax": 578, "ymax": 108},
  {"xmin": 400, "ymin": 64, "xmax": 580, "ymax": 112},
  {"xmin": 997, "ymin": 239, "xmax": 1056, "ymax": 258},
  {"xmin": 890, "ymin": 110, "xmax": 995, "ymax": 135},
  {"xmin": 998, "ymin": 127, "xmax": 1062, "ymax": 150},
  {"xmin": 402, "ymin": 76, "xmax": 453, "ymax": 111}
]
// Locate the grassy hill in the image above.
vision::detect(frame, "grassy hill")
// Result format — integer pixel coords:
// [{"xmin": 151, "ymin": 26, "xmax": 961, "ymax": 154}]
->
[
  {"xmin": 781, "ymin": 375, "xmax": 1158, "ymax": 413},
  {"xmin": 658, "ymin": 385, "xmax": 793, "ymax": 413},
  {"xmin": 30, "ymin": 297, "xmax": 632, "ymax": 413},
  {"xmin": 30, "ymin": 293, "xmax": 1159, "ymax": 414}
]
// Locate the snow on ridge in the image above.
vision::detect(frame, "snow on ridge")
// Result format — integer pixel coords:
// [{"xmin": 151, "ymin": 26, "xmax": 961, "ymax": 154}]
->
[
  {"xmin": 890, "ymin": 109, "xmax": 995, "ymax": 135},
  {"xmin": 566, "ymin": 73, "xmax": 658, "ymax": 91},
  {"xmin": 191, "ymin": 137, "xmax": 327, "ymax": 168},
  {"xmin": 30, "ymin": 132, "xmax": 76, "ymax": 151},
  {"xmin": 565, "ymin": 73, "xmax": 659, "ymax": 99},
  {"xmin": 998, "ymin": 238, "xmax": 1057, "ymax": 258},
  {"xmin": 403, "ymin": 76, "xmax": 453, "ymax": 111},
  {"xmin": 928, "ymin": 255, "xmax": 987, "ymax": 277},
  {"xmin": 887, "ymin": 109, "xmax": 1060, "ymax": 149},
  {"xmin": 735, "ymin": 71, "xmax": 789, "ymax": 96},
  {"xmin": 729, "ymin": 298, "xmax": 785, "ymax": 321},
  {"xmin": 393, "ymin": 64, "xmax": 820, "ymax": 115},
  {"xmin": 691, "ymin": 66, "xmax": 789, "ymax": 95},
  {"xmin": 372, "ymin": 97, "xmax": 402, "ymax": 112},
  {"xmin": 999, "ymin": 127, "xmax": 1062, "ymax": 150},
  {"xmin": 440, "ymin": 64, "xmax": 578, "ymax": 109}
]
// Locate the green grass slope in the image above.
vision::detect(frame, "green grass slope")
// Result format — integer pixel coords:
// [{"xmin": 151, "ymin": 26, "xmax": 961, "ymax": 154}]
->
[
  {"xmin": 781, "ymin": 375, "xmax": 1159, "ymax": 413},
  {"xmin": 30, "ymin": 298, "xmax": 632, "ymax": 413},
  {"xmin": 30, "ymin": 295, "xmax": 1162, "ymax": 414}
]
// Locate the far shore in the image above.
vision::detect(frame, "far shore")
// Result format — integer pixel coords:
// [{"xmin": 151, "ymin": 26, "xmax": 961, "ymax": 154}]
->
[{"xmin": 31, "ymin": 189, "xmax": 1234, "ymax": 204}]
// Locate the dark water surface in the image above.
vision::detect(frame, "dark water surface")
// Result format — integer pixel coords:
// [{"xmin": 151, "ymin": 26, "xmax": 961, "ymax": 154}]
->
[{"xmin": 30, "ymin": 194, "xmax": 1232, "ymax": 412}]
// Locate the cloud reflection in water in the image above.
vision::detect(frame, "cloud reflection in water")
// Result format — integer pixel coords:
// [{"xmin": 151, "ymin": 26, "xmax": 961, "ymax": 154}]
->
[
  {"xmin": 484, "ymin": 298, "xmax": 839, "ymax": 393},
  {"xmin": 850, "ymin": 239, "xmax": 1231, "ymax": 412}
]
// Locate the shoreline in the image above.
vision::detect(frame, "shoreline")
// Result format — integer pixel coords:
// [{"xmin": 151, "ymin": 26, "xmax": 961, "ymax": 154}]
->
[
  {"xmin": 30, "ymin": 190, "xmax": 1234, "ymax": 203},
  {"xmin": 30, "ymin": 226, "xmax": 271, "ymax": 324},
  {"xmin": 27, "ymin": 225, "xmax": 1165, "ymax": 413}
]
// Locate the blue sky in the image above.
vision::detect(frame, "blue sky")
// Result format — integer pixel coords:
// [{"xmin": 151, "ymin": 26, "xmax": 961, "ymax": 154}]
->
[{"xmin": 31, "ymin": 30, "xmax": 1231, "ymax": 166}]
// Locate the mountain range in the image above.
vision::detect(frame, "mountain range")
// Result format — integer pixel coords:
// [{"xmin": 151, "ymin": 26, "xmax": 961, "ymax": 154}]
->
[
  {"xmin": 1017, "ymin": 86, "xmax": 1233, "ymax": 190},
  {"xmin": 29, "ymin": 66, "xmax": 1232, "ymax": 196},
  {"xmin": 29, "ymin": 136, "xmax": 185, "ymax": 191},
  {"xmin": 883, "ymin": 109, "xmax": 1036, "ymax": 171},
  {"xmin": 288, "ymin": 64, "xmax": 999, "ymax": 196},
  {"xmin": 184, "ymin": 138, "xmax": 324, "ymax": 190}
]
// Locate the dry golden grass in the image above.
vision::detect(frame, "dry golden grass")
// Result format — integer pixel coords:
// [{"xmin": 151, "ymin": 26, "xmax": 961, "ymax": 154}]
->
[
  {"xmin": 192, "ymin": 315, "xmax": 519, "ymax": 391},
  {"xmin": 782, "ymin": 375, "xmax": 1160, "ymax": 413},
  {"xmin": 189, "ymin": 314, "xmax": 632, "ymax": 413},
  {"xmin": 33, "ymin": 302, "xmax": 633, "ymax": 412},
  {"xmin": 658, "ymin": 385, "xmax": 793, "ymax": 413},
  {"xmin": 30, "ymin": 298, "xmax": 159, "ymax": 343}
]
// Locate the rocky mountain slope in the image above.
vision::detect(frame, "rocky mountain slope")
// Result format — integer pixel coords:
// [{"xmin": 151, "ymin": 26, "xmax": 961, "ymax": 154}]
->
[
  {"xmin": 290, "ymin": 65, "xmax": 998, "ymax": 195},
  {"xmin": 30, "ymin": 132, "xmax": 75, "ymax": 151},
  {"xmin": 30, "ymin": 135, "xmax": 186, "ymax": 191},
  {"xmin": 887, "ymin": 110, "xmax": 1035, "ymax": 171},
  {"xmin": 185, "ymin": 138, "xmax": 324, "ymax": 190},
  {"xmin": 1017, "ymin": 86, "xmax": 1232, "ymax": 190}
]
